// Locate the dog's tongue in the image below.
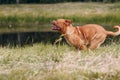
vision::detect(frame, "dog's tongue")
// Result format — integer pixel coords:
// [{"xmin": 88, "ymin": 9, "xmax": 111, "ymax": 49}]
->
[{"xmin": 52, "ymin": 25, "xmax": 60, "ymax": 30}]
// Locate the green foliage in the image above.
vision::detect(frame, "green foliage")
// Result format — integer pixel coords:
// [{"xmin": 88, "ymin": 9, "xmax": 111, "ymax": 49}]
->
[
  {"xmin": 0, "ymin": 0, "xmax": 120, "ymax": 4},
  {"xmin": 0, "ymin": 14, "xmax": 120, "ymax": 32}
]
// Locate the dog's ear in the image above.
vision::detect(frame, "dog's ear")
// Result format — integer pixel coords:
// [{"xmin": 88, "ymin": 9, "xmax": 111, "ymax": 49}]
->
[{"xmin": 65, "ymin": 20, "xmax": 72, "ymax": 26}]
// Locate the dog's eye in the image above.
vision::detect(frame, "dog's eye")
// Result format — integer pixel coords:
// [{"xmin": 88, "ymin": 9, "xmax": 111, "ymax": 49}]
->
[{"xmin": 63, "ymin": 22, "xmax": 68, "ymax": 26}]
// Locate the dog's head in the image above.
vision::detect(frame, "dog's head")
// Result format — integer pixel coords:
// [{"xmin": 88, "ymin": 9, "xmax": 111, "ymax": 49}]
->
[{"xmin": 52, "ymin": 19, "xmax": 72, "ymax": 33}]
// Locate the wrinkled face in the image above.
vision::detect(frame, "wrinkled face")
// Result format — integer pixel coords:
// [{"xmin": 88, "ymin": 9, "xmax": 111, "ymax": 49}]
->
[{"xmin": 52, "ymin": 19, "xmax": 72, "ymax": 33}]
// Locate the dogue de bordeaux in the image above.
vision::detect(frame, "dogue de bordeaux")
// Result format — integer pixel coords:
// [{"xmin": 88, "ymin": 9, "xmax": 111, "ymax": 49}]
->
[{"xmin": 52, "ymin": 19, "xmax": 120, "ymax": 50}]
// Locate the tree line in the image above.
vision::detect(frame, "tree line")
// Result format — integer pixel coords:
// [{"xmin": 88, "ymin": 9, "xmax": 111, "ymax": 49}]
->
[{"xmin": 0, "ymin": 0, "xmax": 119, "ymax": 4}]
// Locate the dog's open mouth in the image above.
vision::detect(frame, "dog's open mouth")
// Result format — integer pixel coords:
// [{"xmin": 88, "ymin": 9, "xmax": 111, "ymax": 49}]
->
[{"xmin": 52, "ymin": 24, "xmax": 61, "ymax": 30}]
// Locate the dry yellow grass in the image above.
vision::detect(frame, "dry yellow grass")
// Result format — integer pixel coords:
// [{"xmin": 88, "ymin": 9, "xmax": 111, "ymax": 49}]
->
[
  {"xmin": 0, "ymin": 3, "xmax": 120, "ymax": 17},
  {"xmin": 0, "ymin": 43, "xmax": 120, "ymax": 80}
]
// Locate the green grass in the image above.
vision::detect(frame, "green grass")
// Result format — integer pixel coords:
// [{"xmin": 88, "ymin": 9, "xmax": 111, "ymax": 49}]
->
[
  {"xmin": 0, "ymin": 42, "xmax": 120, "ymax": 80},
  {"xmin": 1, "ymin": 2, "xmax": 120, "ymax": 32}
]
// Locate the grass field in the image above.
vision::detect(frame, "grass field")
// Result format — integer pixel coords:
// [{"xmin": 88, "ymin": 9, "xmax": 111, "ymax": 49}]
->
[
  {"xmin": 0, "ymin": 2, "xmax": 120, "ymax": 80},
  {"xmin": 0, "ymin": 2, "xmax": 120, "ymax": 32},
  {"xmin": 0, "ymin": 43, "xmax": 120, "ymax": 80}
]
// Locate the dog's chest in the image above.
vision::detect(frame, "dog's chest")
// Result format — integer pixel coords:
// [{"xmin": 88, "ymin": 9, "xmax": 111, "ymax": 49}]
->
[
  {"xmin": 64, "ymin": 34, "xmax": 80, "ymax": 46},
  {"xmin": 64, "ymin": 36, "xmax": 73, "ymax": 46}
]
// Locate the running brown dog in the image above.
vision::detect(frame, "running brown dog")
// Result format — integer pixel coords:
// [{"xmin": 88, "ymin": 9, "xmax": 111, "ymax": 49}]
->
[{"xmin": 52, "ymin": 19, "xmax": 120, "ymax": 50}]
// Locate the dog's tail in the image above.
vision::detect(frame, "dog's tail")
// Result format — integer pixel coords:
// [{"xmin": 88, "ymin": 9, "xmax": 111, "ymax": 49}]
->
[{"xmin": 106, "ymin": 25, "xmax": 120, "ymax": 36}]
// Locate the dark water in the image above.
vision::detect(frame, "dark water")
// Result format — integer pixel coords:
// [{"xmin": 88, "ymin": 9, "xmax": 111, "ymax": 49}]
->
[
  {"xmin": 0, "ymin": 32, "xmax": 61, "ymax": 46},
  {"xmin": 0, "ymin": 31, "xmax": 120, "ymax": 47}
]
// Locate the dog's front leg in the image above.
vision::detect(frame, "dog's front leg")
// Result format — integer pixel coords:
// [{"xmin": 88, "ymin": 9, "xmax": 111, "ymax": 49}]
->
[{"xmin": 76, "ymin": 44, "xmax": 87, "ymax": 50}]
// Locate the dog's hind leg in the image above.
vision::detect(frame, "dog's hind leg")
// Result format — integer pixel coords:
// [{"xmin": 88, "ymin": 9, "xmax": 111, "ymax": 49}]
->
[{"xmin": 89, "ymin": 34, "xmax": 106, "ymax": 50}]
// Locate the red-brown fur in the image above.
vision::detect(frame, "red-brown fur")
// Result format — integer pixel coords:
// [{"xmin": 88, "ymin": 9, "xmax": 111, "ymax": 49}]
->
[{"xmin": 52, "ymin": 19, "xmax": 120, "ymax": 50}]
